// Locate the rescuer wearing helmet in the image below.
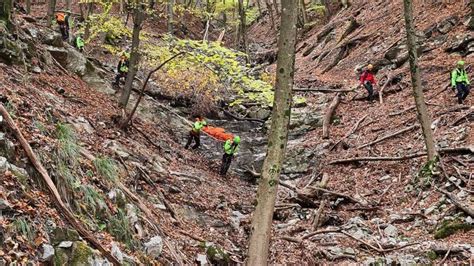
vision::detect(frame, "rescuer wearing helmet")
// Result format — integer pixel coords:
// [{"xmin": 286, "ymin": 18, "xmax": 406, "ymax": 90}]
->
[
  {"xmin": 359, "ymin": 64, "xmax": 377, "ymax": 102},
  {"xmin": 220, "ymin": 136, "xmax": 240, "ymax": 176},
  {"xmin": 451, "ymin": 60, "xmax": 470, "ymax": 104}
]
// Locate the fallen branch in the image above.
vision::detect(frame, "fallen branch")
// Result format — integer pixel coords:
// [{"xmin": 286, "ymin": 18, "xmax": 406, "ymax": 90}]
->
[
  {"xmin": 293, "ymin": 88, "xmax": 354, "ymax": 93},
  {"xmin": 389, "ymin": 106, "xmax": 415, "ymax": 116},
  {"xmin": 121, "ymin": 52, "xmax": 185, "ymax": 129},
  {"xmin": 0, "ymin": 105, "xmax": 120, "ymax": 265},
  {"xmin": 310, "ymin": 187, "xmax": 367, "ymax": 206},
  {"xmin": 436, "ymin": 187, "xmax": 474, "ymax": 217},
  {"xmin": 358, "ymin": 124, "xmax": 418, "ymax": 148},
  {"xmin": 330, "ymin": 146, "xmax": 473, "ymax": 164},
  {"xmin": 322, "ymin": 93, "xmax": 341, "ymax": 139},
  {"xmin": 330, "ymin": 114, "xmax": 368, "ymax": 150},
  {"xmin": 131, "ymin": 124, "xmax": 162, "ymax": 151},
  {"xmin": 451, "ymin": 110, "xmax": 473, "ymax": 126}
]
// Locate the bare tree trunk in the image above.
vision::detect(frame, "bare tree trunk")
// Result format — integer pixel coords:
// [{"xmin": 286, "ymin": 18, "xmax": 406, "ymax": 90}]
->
[
  {"xmin": 403, "ymin": 0, "xmax": 437, "ymax": 161},
  {"xmin": 120, "ymin": 7, "xmax": 146, "ymax": 108},
  {"xmin": 299, "ymin": 0, "xmax": 307, "ymax": 25},
  {"xmin": 256, "ymin": 0, "xmax": 262, "ymax": 16},
  {"xmin": 238, "ymin": 0, "xmax": 248, "ymax": 55},
  {"xmin": 66, "ymin": 0, "xmax": 71, "ymax": 10},
  {"xmin": 272, "ymin": 0, "xmax": 279, "ymax": 15},
  {"xmin": 167, "ymin": 0, "xmax": 174, "ymax": 33},
  {"xmin": 470, "ymin": 0, "xmax": 474, "ymax": 30},
  {"xmin": 264, "ymin": 0, "xmax": 275, "ymax": 30},
  {"xmin": 84, "ymin": 2, "xmax": 94, "ymax": 40},
  {"xmin": 46, "ymin": 0, "xmax": 56, "ymax": 27},
  {"xmin": 0, "ymin": 0, "xmax": 13, "ymax": 29},
  {"xmin": 26, "ymin": 0, "xmax": 31, "ymax": 14},
  {"xmin": 247, "ymin": 0, "xmax": 298, "ymax": 264}
]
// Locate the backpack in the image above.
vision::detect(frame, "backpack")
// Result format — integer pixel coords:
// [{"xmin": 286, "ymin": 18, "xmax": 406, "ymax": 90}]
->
[{"xmin": 56, "ymin": 13, "xmax": 65, "ymax": 23}]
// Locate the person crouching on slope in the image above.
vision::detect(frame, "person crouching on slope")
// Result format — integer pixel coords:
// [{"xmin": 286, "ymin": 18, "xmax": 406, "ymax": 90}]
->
[
  {"xmin": 114, "ymin": 52, "xmax": 130, "ymax": 86},
  {"xmin": 360, "ymin": 64, "xmax": 377, "ymax": 102},
  {"xmin": 451, "ymin": 60, "xmax": 470, "ymax": 104},
  {"xmin": 185, "ymin": 116, "xmax": 207, "ymax": 150},
  {"xmin": 220, "ymin": 136, "xmax": 240, "ymax": 177}
]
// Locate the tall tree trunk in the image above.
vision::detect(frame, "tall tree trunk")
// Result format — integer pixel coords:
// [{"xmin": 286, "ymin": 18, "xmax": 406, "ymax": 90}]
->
[
  {"xmin": 66, "ymin": 0, "xmax": 71, "ymax": 10},
  {"xmin": 238, "ymin": 0, "xmax": 248, "ymax": 55},
  {"xmin": 46, "ymin": 0, "xmax": 56, "ymax": 27},
  {"xmin": 84, "ymin": 2, "xmax": 94, "ymax": 40},
  {"xmin": 299, "ymin": 0, "xmax": 307, "ymax": 25},
  {"xmin": 26, "ymin": 0, "xmax": 31, "ymax": 14},
  {"xmin": 403, "ymin": 0, "xmax": 437, "ymax": 161},
  {"xmin": 256, "ymin": 0, "xmax": 262, "ymax": 16},
  {"xmin": 247, "ymin": 0, "xmax": 298, "ymax": 264},
  {"xmin": 470, "ymin": 0, "xmax": 474, "ymax": 30},
  {"xmin": 264, "ymin": 0, "xmax": 275, "ymax": 30},
  {"xmin": 272, "ymin": 0, "xmax": 279, "ymax": 15},
  {"xmin": 0, "ymin": 0, "xmax": 13, "ymax": 29},
  {"xmin": 167, "ymin": 0, "xmax": 174, "ymax": 33},
  {"xmin": 120, "ymin": 7, "xmax": 145, "ymax": 108}
]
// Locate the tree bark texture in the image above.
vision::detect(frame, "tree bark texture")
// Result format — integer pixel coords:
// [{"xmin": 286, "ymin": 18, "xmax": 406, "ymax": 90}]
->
[
  {"xmin": 403, "ymin": 0, "xmax": 437, "ymax": 161},
  {"xmin": 247, "ymin": 0, "xmax": 298, "ymax": 264}
]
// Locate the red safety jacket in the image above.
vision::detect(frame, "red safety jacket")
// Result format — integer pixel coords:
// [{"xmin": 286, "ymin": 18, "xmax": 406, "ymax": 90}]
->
[{"xmin": 360, "ymin": 70, "xmax": 376, "ymax": 85}]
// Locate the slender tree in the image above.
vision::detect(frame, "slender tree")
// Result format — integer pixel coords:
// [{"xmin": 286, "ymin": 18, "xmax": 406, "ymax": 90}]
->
[
  {"xmin": 26, "ymin": 0, "xmax": 31, "ymax": 14},
  {"xmin": 247, "ymin": 0, "xmax": 298, "ymax": 264},
  {"xmin": 47, "ymin": 0, "xmax": 56, "ymax": 27},
  {"xmin": 470, "ymin": 0, "xmax": 474, "ymax": 30},
  {"xmin": 403, "ymin": 0, "xmax": 437, "ymax": 161},
  {"xmin": 238, "ymin": 0, "xmax": 248, "ymax": 54},
  {"xmin": 0, "ymin": 0, "xmax": 13, "ymax": 29},
  {"xmin": 120, "ymin": 3, "xmax": 146, "ymax": 108},
  {"xmin": 167, "ymin": 0, "xmax": 174, "ymax": 33}
]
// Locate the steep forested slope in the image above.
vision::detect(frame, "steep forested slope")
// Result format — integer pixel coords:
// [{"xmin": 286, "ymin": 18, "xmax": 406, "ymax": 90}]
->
[{"xmin": 0, "ymin": 0, "xmax": 472, "ymax": 265}]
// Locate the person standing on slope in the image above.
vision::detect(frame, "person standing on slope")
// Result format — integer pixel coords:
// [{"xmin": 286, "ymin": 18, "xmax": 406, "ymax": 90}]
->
[
  {"xmin": 185, "ymin": 116, "xmax": 207, "ymax": 150},
  {"xmin": 220, "ymin": 136, "xmax": 240, "ymax": 177},
  {"xmin": 55, "ymin": 11, "xmax": 70, "ymax": 40},
  {"xmin": 113, "ymin": 52, "xmax": 130, "ymax": 86},
  {"xmin": 451, "ymin": 60, "xmax": 470, "ymax": 104},
  {"xmin": 359, "ymin": 64, "xmax": 377, "ymax": 102}
]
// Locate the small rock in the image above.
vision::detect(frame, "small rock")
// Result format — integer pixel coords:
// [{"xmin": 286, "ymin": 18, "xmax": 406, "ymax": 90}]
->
[
  {"xmin": 456, "ymin": 190, "xmax": 468, "ymax": 200},
  {"xmin": 41, "ymin": 244, "xmax": 54, "ymax": 261},
  {"xmin": 58, "ymin": 241, "xmax": 73, "ymax": 248},
  {"xmin": 111, "ymin": 243, "xmax": 124, "ymax": 263},
  {"xmin": 230, "ymin": 211, "xmax": 245, "ymax": 229},
  {"xmin": 0, "ymin": 157, "xmax": 7, "ymax": 172},
  {"xmin": 425, "ymin": 205, "xmax": 437, "ymax": 215},
  {"xmin": 144, "ymin": 236, "xmax": 163, "ymax": 259},
  {"xmin": 384, "ymin": 224, "xmax": 398, "ymax": 238},
  {"xmin": 466, "ymin": 216, "xmax": 473, "ymax": 225},
  {"xmin": 0, "ymin": 198, "xmax": 12, "ymax": 210},
  {"xmin": 31, "ymin": 66, "xmax": 42, "ymax": 74},
  {"xmin": 196, "ymin": 253, "xmax": 208, "ymax": 265},
  {"xmin": 379, "ymin": 175, "xmax": 392, "ymax": 182}
]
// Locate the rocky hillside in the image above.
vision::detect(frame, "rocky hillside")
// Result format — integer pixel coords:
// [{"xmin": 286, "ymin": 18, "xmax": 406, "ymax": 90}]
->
[{"xmin": 0, "ymin": 0, "xmax": 472, "ymax": 265}]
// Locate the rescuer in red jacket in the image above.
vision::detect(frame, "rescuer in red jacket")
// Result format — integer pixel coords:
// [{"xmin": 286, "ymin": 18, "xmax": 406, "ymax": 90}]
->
[{"xmin": 360, "ymin": 64, "xmax": 376, "ymax": 102}]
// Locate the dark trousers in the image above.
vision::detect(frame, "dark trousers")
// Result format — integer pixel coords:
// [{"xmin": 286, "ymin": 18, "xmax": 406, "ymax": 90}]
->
[
  {"xmin": 220, "ymin": 153, "xmax": 233, "ymax": 176},
  {"xmin": 59, "ymin": 24, "xmax": 69, "ymax": 40},
  {"xmin": 114, "ymin": 72, "xmax": 127, "ymax": 85},
  {"xmin": 456, "ymin": 83, "xmax": 470, "ymax": 104},
  {"xmin": 363, "ymin": 81, "xmax": 374, "ymax": 101},
  {"xmin": 185, "ymin": 132, "xmax": 200, "ymax": 149}
]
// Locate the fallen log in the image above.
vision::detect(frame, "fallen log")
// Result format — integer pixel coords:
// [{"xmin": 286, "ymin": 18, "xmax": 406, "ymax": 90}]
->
[
  {"xmin": 322, "ymin": 93, "xmax": 341, "ymax": 139},
  {"xmin": 358, "ymin": 124, "xmax": 418, "ymax": 148},
  {"xmin": 293, "ymin": 88, "xmax": 354, "ymax": 93},
  {"xmin": 436, "ymin": 187, "xmax": 474, "ymax": 217},
  {"xmin": 330, "ymin": 146, "xmax": 474, "ymax": 164},
  {"xmin": 451, "ymin": 110, "xmax": 473, "ymax": 126},
  {"xmin": 0, "ymin": 105, "xmax": 121, "ymax": 265},
  {"xmin": 330, "ymin": 114, "xmax": 368, "ymax": 150}
]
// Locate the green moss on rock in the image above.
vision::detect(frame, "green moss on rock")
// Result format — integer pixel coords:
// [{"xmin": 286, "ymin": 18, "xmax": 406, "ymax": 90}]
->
[
  {"xmin": 71, "ymin": 241, "xmax": 93, "ymax": 265},
  {"xmin": 434, "ymin": 220, "xmax": 473, "ymax": 239}
]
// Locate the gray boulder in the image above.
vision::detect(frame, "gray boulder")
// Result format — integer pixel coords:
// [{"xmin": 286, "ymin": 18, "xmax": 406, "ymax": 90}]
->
[
  {"xmin": 41, "ymin": 244, "xmax": 55, "ymax": 262},
  {"xmin": 42, "ymin": 32, "xmax": 63, "ymax": 47},
  {"xmin": 144, "ymin": 236, "xmax": 163, "ymax": 259},
  {"xmin": 46, "ymin": 46, "xmax": 68, "ymax": 66}
]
